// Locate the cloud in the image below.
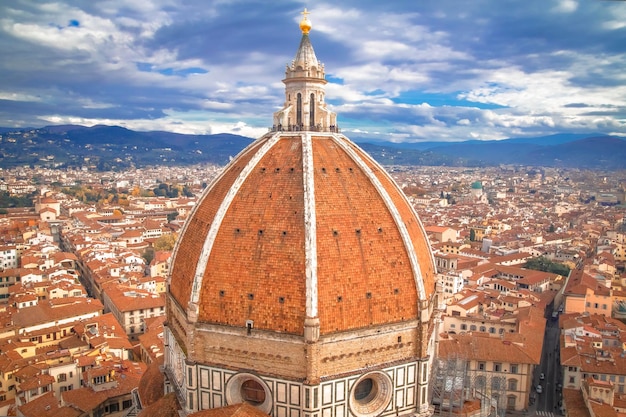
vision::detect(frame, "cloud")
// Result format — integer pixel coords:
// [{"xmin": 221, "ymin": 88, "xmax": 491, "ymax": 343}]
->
[{"xmin": 0, "ymin": 0, "xmax": 624, "ymax": 142}]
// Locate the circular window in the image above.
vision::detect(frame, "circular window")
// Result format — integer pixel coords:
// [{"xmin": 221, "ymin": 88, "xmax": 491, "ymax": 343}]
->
[
  {"xmin": 349, "ymin": 372, "xmax": 393, "ymax": 417},
  {"xmin": 241, "ymin": 380, "xmax": 265, "ymax": 405},
  {"xmin": 225, "ymin": 373, "xmax": 273, "ymax": 414}
]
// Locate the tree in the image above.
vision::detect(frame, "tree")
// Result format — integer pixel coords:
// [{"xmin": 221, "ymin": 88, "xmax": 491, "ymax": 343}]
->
[
  {"xmin": 142, "ymin": 247, "xmax": 154, "ymax": 265},
  {"xmin": 182, "ymin": 186, "xmax": 194, "ymax": 197},
  {"xmin": 469, "ymin": 229, "xmax": 476, "ymax": 241},
  {"xmin": 524, "ymin": 256, "xmax": 570, "ymax": 276},
  {"xmin": 154, "ymin": 233, "xmax": 177, "ymax": 251}
]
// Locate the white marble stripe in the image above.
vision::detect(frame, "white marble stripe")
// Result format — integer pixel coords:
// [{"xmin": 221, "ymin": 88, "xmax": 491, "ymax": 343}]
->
[
  {"xmin": 302, "ymin": 132, "xmax": 318, "ymax": 319},
  {"xmin": 169, "ymin": 134, "xmax": 272, "ymax": 287},
  {"xmin": 189, "ymin": 132, "xmax": 283, "ymax": 305},
  {"xmin": 331, "ymin": 134, "xmax": 427, "ymax": 300}
]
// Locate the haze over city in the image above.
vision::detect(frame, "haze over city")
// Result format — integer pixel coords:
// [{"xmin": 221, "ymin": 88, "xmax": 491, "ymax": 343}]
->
[{"xmin": 1, "ymin": 0, "xmax": 625, "ymax": 142}]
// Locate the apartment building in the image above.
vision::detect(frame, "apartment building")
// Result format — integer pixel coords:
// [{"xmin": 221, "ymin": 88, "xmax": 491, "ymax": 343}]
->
[
  {"xmin": 101, "ymin": 285, "xmax": 165, "ymax": 340},
  {"xmin": 437, "ymin": 307, "xmax": 545, "ymax": 412}
]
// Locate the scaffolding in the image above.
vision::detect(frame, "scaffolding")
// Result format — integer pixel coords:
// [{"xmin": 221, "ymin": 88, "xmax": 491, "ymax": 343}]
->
[
  {"xmin": 431, "ymin": 355, "xmax": 508, "ymax": 417},
  {"xmin": 431, "ymin": 355, "xmax": 470, "ymax": 417}
]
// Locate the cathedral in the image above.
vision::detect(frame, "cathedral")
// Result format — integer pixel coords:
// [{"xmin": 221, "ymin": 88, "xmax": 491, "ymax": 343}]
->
[{"xmin": 164, "ymin": 10, "xmax": 439, "ymax": 417}]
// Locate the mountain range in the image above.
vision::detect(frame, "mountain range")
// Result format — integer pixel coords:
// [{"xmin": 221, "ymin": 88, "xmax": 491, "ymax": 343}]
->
[{"xmin": 0, "ymin": 125, "xmax": 624, "ymax": 171}]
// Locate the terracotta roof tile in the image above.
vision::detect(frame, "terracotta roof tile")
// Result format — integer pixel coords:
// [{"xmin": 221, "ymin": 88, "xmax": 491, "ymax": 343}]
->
[{"xmin": 171, "ymin": 134, "xmax": 436, "ymax": 335}]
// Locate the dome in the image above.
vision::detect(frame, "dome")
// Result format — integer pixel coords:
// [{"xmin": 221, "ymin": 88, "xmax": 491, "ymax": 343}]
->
[
  {"xmin": 169, "ymin": 132, "xmax": 437, "ymax": 336},
  {"xmin": 164, "ymin": 11, "xmax": 439, "ymax": 417}
]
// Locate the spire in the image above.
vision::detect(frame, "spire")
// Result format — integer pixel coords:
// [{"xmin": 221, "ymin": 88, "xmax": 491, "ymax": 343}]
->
[
  {"xmin": 293, "ymin": 8, "xmax": 318, "ymax": 71},
  {"xmin": 272, "ymin": 9, "xmax": 338, "ymax": 133}
]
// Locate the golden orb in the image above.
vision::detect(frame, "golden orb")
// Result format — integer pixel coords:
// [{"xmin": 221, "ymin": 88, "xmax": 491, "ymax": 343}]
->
[{"xmin": 299, "ymin": 8, "xmax": 312, "ymax": 34}]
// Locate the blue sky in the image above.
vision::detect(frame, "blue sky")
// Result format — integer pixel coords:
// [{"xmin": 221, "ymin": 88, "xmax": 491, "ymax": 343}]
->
[{"xmin": 0, "ymin": 0, "xmax": 625, "ymax": 142}]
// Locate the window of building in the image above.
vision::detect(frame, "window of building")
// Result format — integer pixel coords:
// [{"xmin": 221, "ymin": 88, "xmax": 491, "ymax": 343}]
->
[
  {"xmin": 470, "ymin": 325, "xmax": 477, "ymax": 331},
  {"xmin": 478, "ymin": 362, "xmax": 486, "ymax": 371},
  {"xmin": 480, "ymin": 326, "xmax": 486, "ymax": 332},
  {"xmin": 506, "ymin": 395, "xmax": 516, "ymax": 409},
  {"xmin": 123, "ymin": 399, "xmax": 133, "ymax": 409},
  {"xmin": 93, "ymin": 375, "xmax": 107, "ymax": 385},
  {"xmin": 461, "ymin": 324, "xmax": 467, "ymax": 330},
  {"xmin": 508, "ymin": 379, "xmax": 517, "ymax": 391},
  {"xmin": 494, "ymin": 363, "xmax": 502, "ymax": 372},
  {"xmin": 492, "ymin": 377, "xmax": 501, "ymax": 390},
  {"xmin": 489, "ymin": 327, "xmax": 496, "ymax": 334},
  {"xmin": 58, "ymin": 374, "xmax": 67, "ymax": 382},
  {"xmin": 510, "ymin": 364, "xmax": 518, "ymax": 374},
  {"xmin": 569, "ymin": 376, "xmax": 575, "ymax": 384},
  {"xmin": 241, "ymin": 380, "xmax": 266, "ymax": 405}
]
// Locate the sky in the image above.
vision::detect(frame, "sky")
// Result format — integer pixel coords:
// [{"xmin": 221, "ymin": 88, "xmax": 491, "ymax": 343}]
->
[{"xmin": 0, "ymin": 0, "xmax": 625, "ymax": 143}]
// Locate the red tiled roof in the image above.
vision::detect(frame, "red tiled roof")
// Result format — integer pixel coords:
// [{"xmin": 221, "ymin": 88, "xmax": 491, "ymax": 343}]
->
[
  {"xmin": 170, "ymin": 134, "xmax": 437, "ymax": 336},
  {"xmin": 18, "ymin": 391, "xmax": 82, "ymax": 417},
  {"xmin": 189, "ymin": 403, "xmax": 271, "ymax": 417}
]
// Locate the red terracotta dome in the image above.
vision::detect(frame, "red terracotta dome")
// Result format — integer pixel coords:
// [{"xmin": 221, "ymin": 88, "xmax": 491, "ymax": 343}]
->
[
  {"xmin": 169, "ymin": 132, "xmax": 436, "ymax": 336},
  {"xmin": 165, "ymin": 12, "xmax": 439, "ymax": 417}
]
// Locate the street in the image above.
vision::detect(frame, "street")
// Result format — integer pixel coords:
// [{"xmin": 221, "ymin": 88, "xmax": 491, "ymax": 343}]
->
[{"xmin": 532, "ymin": 313, "xmax": 562, "ymax": 416}]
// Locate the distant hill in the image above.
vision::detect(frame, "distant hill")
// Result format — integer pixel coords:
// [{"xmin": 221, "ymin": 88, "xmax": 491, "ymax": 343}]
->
[
  {"xmin": 0, "ymin": 125, "xmax": 623, "ymax": 170},
  {"xmin": 349, "ymin": 133, "xmax": 598, "ymax": 150},
  {"xmin": 356, "ymin": 134, "xmax": 626, "ymax": 169},
  {"xmin": 0, "ymin": 125, "xmax": 253, "ymax": 170}
]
